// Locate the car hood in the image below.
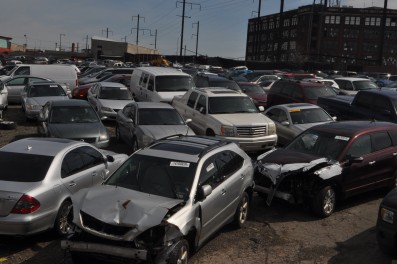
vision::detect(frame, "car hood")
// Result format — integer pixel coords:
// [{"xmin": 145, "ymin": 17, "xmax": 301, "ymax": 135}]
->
[
  {"xmin": 73, "ymin": 185, "xmax": 183, "ymax": 236},
  {"xmin": 140, "ymin": 125, "xmax": 194, "ymax": 139},
  {"xmin": 293, "ymin": 122, "xmax": 331, "ymax": 132},
  {"xmin": 29, "ymin": 96, "xmax": 69, "ymax": 106},
  {"xmin": 212, "ymin": 113, "xmax": 270, "ymax": 126},
  {"xmin": 99, "ymin": 99, "xmax": 133, "ymax": 110},
  {"xmin": 48, "ymin": 123, "xmax": 105, "ymax": 138},
  {"xmin": 382, "ymin": 188, "xmax": 397, "ymax": 208}
]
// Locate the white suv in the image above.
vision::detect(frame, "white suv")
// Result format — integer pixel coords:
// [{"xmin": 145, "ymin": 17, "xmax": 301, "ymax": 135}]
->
[{"xmin": 172, "ymin": 87, "xmax": 277, "ymax": 152}]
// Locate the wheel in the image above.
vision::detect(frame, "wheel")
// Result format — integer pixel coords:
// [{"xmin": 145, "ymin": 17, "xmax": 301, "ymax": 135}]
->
[
  {"xmin": 0, "ymin": 120, "xmax": 16, "ymax": 130},
  {"xmin": 167, "ymin": 239, "xmax": 189, "ymax": 264},
  {"xmin": 132, "ymin": 137, "xmax": 139, "ymax": 152},
  {"xmin": 312, "ymin": 186, "xmax": 336, "ymax": 218},
  {"xmin": 206, "ymin": 129, "xmax": 215, "ymax": 136},
  {"xmin": 54, "ymin": 200, "xmax": 73, "ymax": 236},
  {"xmin": 233, "ymin": 192, "xmax": 249, "ymax": 228},
  {"xmin": 115, "ymin": 125, "xmax": 121, "ymax": 142}
]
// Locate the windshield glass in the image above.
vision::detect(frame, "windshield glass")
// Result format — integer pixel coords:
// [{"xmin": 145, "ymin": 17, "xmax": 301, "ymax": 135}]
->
[
  {"xmin": 353, "ymin": 80, "xmax": 378, "ymax": 90},
  {"xmin": 302, "ymin": 85, "xmax": 337, "ymax": 99},
  {"xmin": 286, "ymin": 130, "xmax": 349, "ymax": 161},
  {"xmin": 99, "ymin": 86, "xmax": 132, "ymax": 100},
  {"xmin": 240, "ymin": 84, "xmax": 266, "ymax": 94},
  {"xmin": 155, "ymin": 76, "xmax": 194, "ymax": 92},
  {"xmin": 209, "ymin": 96, "xmax": 258, "ymax": 114},
  {"xmin": 138, "ymin": 108, "xmax": 185, "ymax": 125},
  {"xmin": 28, "ymin": 84, "xmax": 66, "ymax": 97},
  {"xmin": 290, "ymin": 108, "xmax": 333, "ymax": 124},
  {"xmin": 106, "ymin": 154, "xmax": 197, "ymax": 200},
  {"xmin": 50, "ymin": 106, "xmax": 99, "ymax": 123},
  {"xmin": 0, "ymin": 152, "xmax": 53, "ymax": 182}
]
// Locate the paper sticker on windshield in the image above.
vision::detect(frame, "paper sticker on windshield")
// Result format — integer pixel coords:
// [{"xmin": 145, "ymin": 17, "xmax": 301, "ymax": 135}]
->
[
  {"xmin": 335, "ymin": 135, "xmax": 349, "ymax": 141},
  {"xmin": 170, "ymin": 161, "xmax": 190, "ymax": 168},
  {"xmin": 206, "ymin": 163, "xmax": 215, "ymax": 172},
  {"xmin": 120, "ymin": 87, "xmax": 127, "ymax": 90},
  {"xmin": 50, "ymin": 85, "xmax": 58, "ymax": 87}
]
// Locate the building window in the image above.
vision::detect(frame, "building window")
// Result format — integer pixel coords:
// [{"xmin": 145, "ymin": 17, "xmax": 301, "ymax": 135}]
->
[
  {"xmin": 324, "ymin": 27, "xmax": 339, "ymax": 38},
  {"xmin": 281, "ymin": 42, "xmax": 288, "ymax": 51},
  {"xmin": 343, "ymin": 28, "xmax": 359, "ymax": 39},
  {"xmin": 325, "ymin": 15, "xmax": 340, "ymax": 24},
  {"xmin": 386, "ymin": 18, "xmax": 397, "ymax": 27},
  {"xmin": 290, "ymin": 29, "xmax": 297, "ymax": 38},
  {"xmin": 262, "ymin": 21, "xmax": 268, "ymax": 30},
  {"xmin": 284, "ymin": 19, "xmax": 290, "ymax": 27},
  {"xmin": 292, "ymin": 16, "xmax": 298, "ymax": 26},
  {"xmin": 365, "ymin": 17, "xmax": 381, "ymax": 26},
  {"xmin": 289, "ymin": 41, "xmax": 296, "ymax": 50},
  {"xmin": 282, "ymin": 30, "xmax": 289, "ymax": 38},
  {"xmin": 269, "ymin": 20, "xmax": 274, "ymax": 29},
  {"xmin": 345, "ymin": 16, "xmax": 360, "ymax": 25}
]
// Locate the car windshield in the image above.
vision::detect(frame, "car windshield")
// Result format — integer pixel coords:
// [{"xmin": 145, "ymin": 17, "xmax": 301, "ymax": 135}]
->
[
  {"xmin": 99, "ymin": 87, "xmax": 132, "ymax": 100},
  {"xmin": 240, "ymin": 85, "xmax": 265, "ymax": 94},
  {"xmin": 290, "ymin": 108, "xmax": 333, "ymax": 124},
  {"xmin": 286, "ymin": 130, "xmax": 349, "ymax": 161},
  {"xmin": 138, "ymin": 108, "xmax": 185, "ymax": 125},
  {"xmin": 353, "ymin": 80, "xmax": 378, "ymax": 90},
  {"xmin": 28, "ymin": 84, "xmax": 66, "ymax": 97},
  {"xmin": 385, "ymin": 81, "xmax": 397, "ymax": 88},
  {"xmin": 50, "ymin": 106, "xmax": 99, "ymax": 123},
  {"xmin": 302, "ymin": 85, "xmax": 337, "ymax": 100},
  {"xmin": 106, "ymin": 154, "xmax": 197, "ymax": 200},
  {"xmin": 209, "ymin": 96, "xmax": 258, "ymax": 114},
  {"xmin": 0, "ymin": 152, "xmax": 53, "ymax": 182},
  {"xmin": 155, "ymin": 76, "xmax": 194, "ymax": 92}
]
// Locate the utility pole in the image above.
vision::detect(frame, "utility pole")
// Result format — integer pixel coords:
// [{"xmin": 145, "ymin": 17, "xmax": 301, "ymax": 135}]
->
[
  {"xmin": 192, "ymin": 21, "xmax": 199, "ymax": 57},
  {"xmin": 257, "ymin": 0, "xmax": 261, "ymax": 18},
  {"xmin": 84, "ymin": 35, "xmax": 89, "ymax": 53},
  {"xmin": 132, "ymin": 14, "xmax": 146, "ymax": 46},
  {"xmin": 150, "ymin": 29, "xmax": 158, "ymax": 49},
  {"xmin": 177, "ymin": 1, "xmax": 201, "ymax": 57},
  {"xmin": 121, "ymin": 36, "xmax": 127, "ymax": 42},
  {"xmin": 379, "ymin": 0, "xmax": 388, "ymax": 66},
  {"xmin": 102, "ymin": 28, "xmax": 113, "ymax": 38}
]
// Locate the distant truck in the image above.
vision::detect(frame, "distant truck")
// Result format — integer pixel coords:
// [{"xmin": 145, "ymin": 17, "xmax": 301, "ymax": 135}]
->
[{"xmin": 317, "ymin": 89, "xmax": 397, "ymax": 122}]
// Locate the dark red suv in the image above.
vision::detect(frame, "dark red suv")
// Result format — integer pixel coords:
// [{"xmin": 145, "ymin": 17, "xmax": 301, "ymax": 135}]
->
[
  {"xmin": 267, "ymin": 80, "xmax": 337, "ymax": 107},
  {"xmin": 255, "ymin": 121, "xmax": 397, "ymax": 217}
]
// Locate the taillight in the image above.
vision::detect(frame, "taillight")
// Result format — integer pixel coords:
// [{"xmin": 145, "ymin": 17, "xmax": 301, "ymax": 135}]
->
[{"xmin": 11, "ymin": 195, "xmax": 40, "ymax": 214}]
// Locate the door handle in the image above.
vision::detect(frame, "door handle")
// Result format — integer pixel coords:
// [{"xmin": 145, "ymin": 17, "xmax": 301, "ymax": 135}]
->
[
  {"xmin": 240, "ymin": 174, "xmax": 245, "ymax": 180},
  {"xmin": 68, "ymin": 181, "xmax": 76, "ymax": 187},
  {"xmin": 92, "ymin": 172, "xmax": 98, "ymax": 177},
  {"xmin": 369, "ymin": 161, "xmax": 376, "ymax": 165},
  {"xmin": 221, "ymin": 189, "xmax": 226, "ymax": 195}
]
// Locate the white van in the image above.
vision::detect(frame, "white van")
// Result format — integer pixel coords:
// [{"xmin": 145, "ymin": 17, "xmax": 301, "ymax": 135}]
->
[
  {"xmin": 130, "ymin": 67, "xmax": 194, "ymax": 103},
  {"xmin": 7, "ymin": 64, "xmax": 79, "ymax": 90}
]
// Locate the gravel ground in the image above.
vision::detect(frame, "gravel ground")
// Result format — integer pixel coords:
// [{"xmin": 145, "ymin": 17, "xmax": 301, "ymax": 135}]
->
[{"xmin": 0, "ymin": 105, "xmax": 395, "ymax": 264}]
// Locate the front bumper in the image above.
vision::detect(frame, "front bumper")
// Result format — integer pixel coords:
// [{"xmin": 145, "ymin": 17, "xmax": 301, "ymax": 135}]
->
[
  {"xmin": 61, "ymin": 240, "xmax": 147, "ymax": 260},
  {"xmin": 25, "ymin": 109, "xmax": 41, "ymax": 119},
  {"xmin": 220, "ymin": 134, "xmax": 277, "ymax": 152}
]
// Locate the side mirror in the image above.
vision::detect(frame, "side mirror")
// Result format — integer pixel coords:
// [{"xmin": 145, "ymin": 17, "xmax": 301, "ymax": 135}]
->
[
  {"xmin": 258, "ymin": 106, "xmax": 265, "ymax": 112},
  {"xmin": 106, "ymin": 155, "xmax": 115, "ymax": 162},
  {"xmin": 37, "ymin": 115, "xmax": 46, "ymax": 122},
  {"xmin": 100, "ymin": 116, "xmax": 108, "ymax": 121},
  {"xmin": 332, "ymin": 116, "xmax": 337, "ymax": 121},
  {"xmin": 147, "ymin": 84, "xmax": 154, "ymax": 91},
  {"xmin": 198, "ymin": 185, "xmax": 212, "ymax": 200},
  {"xmin": 126, "ymin": 118, "xmax": 134, "ymax": 123},
  {"xmin": 199, "ymin": 106, "xmax": 206, "ymax": 114},
  {"xmin": 281, "ymin": 120, "xmax": 290, "ymax": 126},
  {"xmin": 185, "ymin": 118, "xmax": 192, "ymax": 124}
]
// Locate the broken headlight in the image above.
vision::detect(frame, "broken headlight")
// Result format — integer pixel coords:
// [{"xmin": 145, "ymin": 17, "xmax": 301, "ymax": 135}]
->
[{"xmin": 380, "ymin": 207, "xmax": 394, "ymax": 224}]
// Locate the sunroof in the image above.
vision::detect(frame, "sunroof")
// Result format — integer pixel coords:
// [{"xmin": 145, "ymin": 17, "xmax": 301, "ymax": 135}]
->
[{"xmin": 151, "ymin": 142, "xmax": 204, "ymax": 155}]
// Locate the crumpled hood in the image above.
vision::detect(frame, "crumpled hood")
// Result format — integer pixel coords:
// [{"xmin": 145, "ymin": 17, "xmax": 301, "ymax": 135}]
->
[
  {"xmin": 140, "ymin": 125, "xmax": 194, "ymax": 139},
  {"xmin": 99, "ymin": 99, "xmax": 133, "ymax": 110},
  {"xmin": 48, "ymin": 123, "xmax": 104, "ymax": 138},
  {"xmin": 213, "ymin": 113, "xmax": 269, "ymax": 126},
  {"xmin": 29, "ymin": 96, "xmax": 69, "ymax": 106},
  {"xmin": 73, "ymin": 185, "xmax": 183, "ymax": 234},
  {"xmin": 258, "ymin": 148, "xmax": 322, "ymax": 165}
]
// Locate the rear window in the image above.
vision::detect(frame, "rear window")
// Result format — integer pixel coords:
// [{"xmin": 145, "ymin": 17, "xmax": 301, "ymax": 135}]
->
[
  {"xmin": 0, "ymin": 152, "xmax": 53, "ymax": 182},
  {"xmin": 155, "ymin": 76, "xmax": 194, "ymax": 92}
]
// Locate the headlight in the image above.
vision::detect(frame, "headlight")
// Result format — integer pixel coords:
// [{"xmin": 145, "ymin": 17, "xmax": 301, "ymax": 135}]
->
[
  {"xmin": 101, "ymin": 107, "xmax": 113, "ymax": 112},
  {"xmin": 26, "ymin": 104, "xmax": 42, "ymax": 110},
  {"xmin": 380, "ymin": 207, "xmax": 394, "ymax": 224},
  {"xmin": 268, "ymin": 122, "xmax": 276, "ymax": 135},
  {"xmin": 142, "ymin": 134, "xmax": 154, "ymax": 145},
  {"xmin": 221, "ymin": 126, "xmax": 235, "ymax": 137},
  {"xmin": 99, "ymin": 133, "xmax": 109, "ymax": 141}
]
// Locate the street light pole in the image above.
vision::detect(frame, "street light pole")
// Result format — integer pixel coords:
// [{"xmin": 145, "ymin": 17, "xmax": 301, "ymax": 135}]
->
[
  {"xmin": 59, "ymin": 34, "xmax": 65, "ymax": 51},
  {"xmin": 23, "ymin": 35, "xmax": 27, "ymax": 50}
]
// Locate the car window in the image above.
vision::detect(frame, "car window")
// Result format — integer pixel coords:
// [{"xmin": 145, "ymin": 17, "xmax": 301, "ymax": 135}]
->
[
  {"xmin": 388, "ymin": 130, "xmax": 397, "ymax": 146},
  {"xmin": 79, "ymin": 146, "xmax": 104, "ymax": 168},
  {"xmin": 187, "ymin": 91, "xmax": 198, "ymax": 108},
  {"xmin": 265, "ymin": 108, "xmax": 281, "ymax": 122},
  {"xmin": 216, "ymin": 151, "xmax": 244, "ymax": 179},
  {"xmin": 292, "ymin": 88, "xmax": 303, "ymax": 99},
  {"xmin": 29, "ymin": 77, "xmax": 46, "ymax": 83},
  {"xmin": 61, "ymin": 149, "xmax": 86, "ymax": 178},
  {"xmin": 7, "ymin": 77, "xmax": 25, "ymax": 85},
  {"xmin": 199, "ymin": 157, "xmax": 222, "ymax": 190},
  {"xmin": 14, "ymin": 66, "xmax": 30, "ymax": 75},
  {"xmin": 371, "ymin": 131, "xmax": 392, "ymax": 152},
  {"xmin": 147, "ymin": 76, "xmax": 154, "ymax": 91},
  {"xmin": 345, "ymin": 134, "xmax": 372, "ymax": 158},
  {"xmin": 345, "ymin": 81, "xmax": 354, "ymax": 91},
  {"xmin": 354, "ymin": 93, "xmax": 373, "ymax": 108},
  {"xmin": 195, "ymin": 95, "xmax": 207, "ymax": 113},
  {"xmin": 373, "ymin": 96, "xmax": 392, "ymax": 113}
]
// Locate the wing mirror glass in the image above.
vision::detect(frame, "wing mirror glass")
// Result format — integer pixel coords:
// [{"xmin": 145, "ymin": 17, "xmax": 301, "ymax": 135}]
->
[{"xmin": 281, "ymin": 121, "xmax": 290, "ymax": 126}]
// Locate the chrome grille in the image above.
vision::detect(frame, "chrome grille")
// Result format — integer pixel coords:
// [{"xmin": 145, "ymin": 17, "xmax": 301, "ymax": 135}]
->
[
  {"xmin": 80, "ymin": 211, "xmax": 132, "ymax": 237},
  {"xmin": 236, "ymin": 126, "xmax": 267, "ymax": 137}
]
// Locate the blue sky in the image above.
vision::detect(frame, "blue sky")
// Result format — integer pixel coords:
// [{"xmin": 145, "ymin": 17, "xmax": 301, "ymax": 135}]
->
[{"xmin": 1, "ymin": 0, "xmax": 396, "ymax": 59}]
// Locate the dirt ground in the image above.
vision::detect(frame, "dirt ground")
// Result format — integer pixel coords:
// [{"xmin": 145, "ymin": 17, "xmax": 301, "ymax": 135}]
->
[{"xmin": 0, "ymin": 105, "xmax": 395, "ymax": 264}]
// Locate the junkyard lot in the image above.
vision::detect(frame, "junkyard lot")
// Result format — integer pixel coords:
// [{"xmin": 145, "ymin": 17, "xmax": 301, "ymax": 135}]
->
[{"xmin": 0, "ymin": 105, "xmax": 394, "ymax": 264}]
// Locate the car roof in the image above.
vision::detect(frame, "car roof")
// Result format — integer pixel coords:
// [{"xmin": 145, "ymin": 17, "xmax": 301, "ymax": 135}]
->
[
  {"xmin": 136, "ymin": 66, "xmax": 190, "ymax": 76},
  {"xmin": 138, "ymin": 135, "xmax": 233, "ymax": 162},
  {"xmin": 98, "ymin": 82, "xmax": 127, "ymax": 88},
  {"xmin": 334, "ymin": 77, "xmax": 371, "ymax": 81},
  {"xmin": 0, "ymin": 137, "xmax": 81, "ymax": 156},
  {"xmin": 270, "ymin": 103, "xmax": 320, "ymax": 110},
  {"xmin": 50, "ymin": 99, "xmax": 91, "ymax": 107},
  {"xmin": 275, "ymin": 79, "xmax": 325, "ymax": 87},
  {"xmin": 195, "ymin": 87, "xmax": 244, "ymax": 97},
  {"xmin": 309, "ymin": 121, "xmax": 397, "ymax": 138},
  {"xmin": 134, "ymin": 102, "xmax": 175, "ymax": 109}
]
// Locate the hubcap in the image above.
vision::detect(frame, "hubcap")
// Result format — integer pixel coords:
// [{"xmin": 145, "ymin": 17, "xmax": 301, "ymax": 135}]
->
[
  {"xmin": 323, "ymin": 189, "xmax": 335, "ymax": 215},
  {"xmin": 177, "ymin": 245, "xmax": 188, "ymax": 264},
  {"xmin": 239, "ymin": 196, "xmax": 248, "ymax": 224}
]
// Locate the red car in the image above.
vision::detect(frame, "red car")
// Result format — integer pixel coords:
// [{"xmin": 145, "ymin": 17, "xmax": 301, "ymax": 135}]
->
[
  {"xmin": 255, "ymin": 121, "xmax": 397, "ymax": 217},
  {"xmin": 238, "ymin": 82, "xmax": 268, "ymax": 109},
  {"xmin": 73, "ymin": 74, "xmax": 131, "ymax": 99}
]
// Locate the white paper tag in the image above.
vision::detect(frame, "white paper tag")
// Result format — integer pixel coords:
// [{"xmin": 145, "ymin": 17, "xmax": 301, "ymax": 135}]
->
[
  {"xmin": 335, "ymin": 135, "xmax": 349, "ymax": 141},
  {"xmin": 170, "ymin": 161, "xmax": 190, "ymax": 167},
  {"xmin": 206, "ymin": 163, "xmax": 215, "ymax": 172}
]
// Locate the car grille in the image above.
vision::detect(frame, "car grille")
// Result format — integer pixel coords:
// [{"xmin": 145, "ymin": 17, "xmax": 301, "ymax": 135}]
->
[
  {"xmin": 70, "ymin": 137, "xmax": 97, "ymax": 143},
  {"xmin": 80, "ymin": 211, "xmax": 133, "ymax": 237},
  {"xmin": 236, "ymin": 126, "xmax": 267, "ymax": 137}
]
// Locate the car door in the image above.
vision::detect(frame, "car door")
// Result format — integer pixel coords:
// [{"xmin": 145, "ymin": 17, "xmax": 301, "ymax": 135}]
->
[
  {"xmin": 137, "ymin": 73, "xmax": 149, "ymax": 101},
  {"xmin": 60, "ymin": 146, "xmax": 106, "ymax": 194},
  {"xmin": 265, "ymin": 107, "xmax": 289, "ymax": 146},
  {"xmin": 119, "ymin": 104, "xmax": 136, "ymax": 145},
  {"xmin": 197, "ymin": 154, "xmax": 231, "ymax": 243},
  {"xmin": 38, "ymin": 102, "xmax": 50, "ymax": 136},
  {"xmin": 4, "ymin": 77, "xmax": 26, "ymax": 103},
  {"xmin": 192, "ymin": 94, "xmax": 208, "ymax": 135},
  {"xmin": 181, "ymin": 91, "xmax": 200, "ymax": 132},
  {"xmin": 342, "ymin": 131, "xmax": 395, "ymax": 196},
  {"xmin": 146, "ymin": 75, "xmax": 155, "ymax": 102},
  {"xmin": 87, "ymin": 84, "xmax": 99, "ymax": 110}
]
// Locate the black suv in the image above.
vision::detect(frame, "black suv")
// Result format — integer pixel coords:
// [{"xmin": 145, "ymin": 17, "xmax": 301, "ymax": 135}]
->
[
  {"xmin": 194, "ymin": 73, "xmax": 242, "ymax": 92},
  {"xmin": 267, "ymin": 79, "xmax": 336, "ymax": 107},
  {"xmin": 376, "ymin": 187, "xmax": 397, "ymax": 255}
]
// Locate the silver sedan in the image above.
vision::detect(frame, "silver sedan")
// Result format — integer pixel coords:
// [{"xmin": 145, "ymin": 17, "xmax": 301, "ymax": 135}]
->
[
  {"xmin": 116, "ymin": 102, "xmax": 195, "ymax": 151},
  {"xmin": 264, "ymin": 103, "xmax": 335, "ymax": 146},
  {"xmin": 0, "ymin": 137, "xmax": 128, "ymax": 236}
]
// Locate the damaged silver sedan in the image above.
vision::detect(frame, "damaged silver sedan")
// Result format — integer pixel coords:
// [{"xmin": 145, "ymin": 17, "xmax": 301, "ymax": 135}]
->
[
  {"xmin": 61, "ymin": 135, "xmax": 254, "ymax": 263},
  {"xmin": 255, "ymin": 121, "xmax": 397, "ymax": 217}
]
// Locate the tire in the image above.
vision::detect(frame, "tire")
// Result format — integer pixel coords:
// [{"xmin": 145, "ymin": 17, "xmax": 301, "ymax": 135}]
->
[
  {"xmin": 167, "ymin": 239, "xmax": 189, "ymax": 264},
  {"xmin": 54, "ymin": 200, "xmax": 73, "ymax": 236},
  {"xmin": 132, "ymin": 137, "xmax": 139, "ymax": 152},
  {"xmin": 312, "ymin": 186, "xmax": 336, "ymax": 218},
  {"xmin": 0, "ymin": 120, "xmax": 16, "ymax": 130},
  {"xmin": 233, "ymin": 192, "xmax": 249, "ymax": 228}
]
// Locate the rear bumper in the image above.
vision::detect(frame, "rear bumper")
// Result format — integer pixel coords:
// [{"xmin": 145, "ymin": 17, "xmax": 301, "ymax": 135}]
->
[{"xmin": 0, "ymin": 210, "xmax": 55, "ymax": 236}]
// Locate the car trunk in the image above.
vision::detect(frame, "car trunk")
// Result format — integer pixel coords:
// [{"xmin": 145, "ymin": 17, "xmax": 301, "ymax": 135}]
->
[{"xmin": 0, "ymin": 181, "xmax": 41, "ymax": 216}]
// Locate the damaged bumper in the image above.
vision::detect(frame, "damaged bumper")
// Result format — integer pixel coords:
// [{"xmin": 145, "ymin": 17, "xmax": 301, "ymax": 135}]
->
[{"xmin": 61, "ymin": 240, "xmax": 148, "ymax": 260}]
